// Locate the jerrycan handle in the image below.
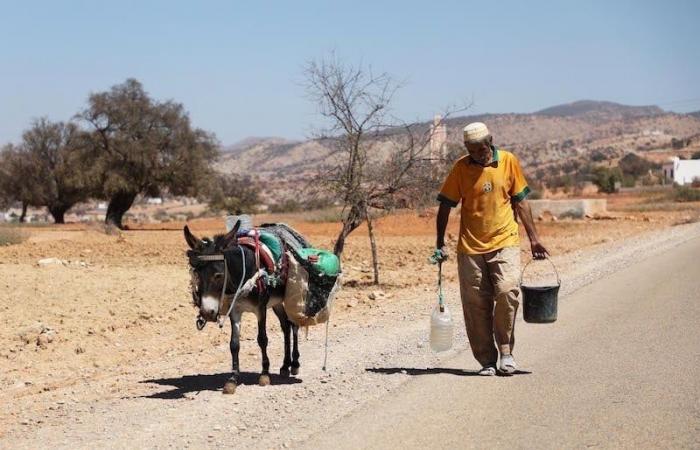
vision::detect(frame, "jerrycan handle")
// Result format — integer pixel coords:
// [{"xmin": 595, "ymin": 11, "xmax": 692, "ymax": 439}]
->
[
  {"xmin": 519, "ymin": 256, "xmax": 561, "ymax": 287},
  {"xmin": 437, "ymin": 261, "xmax": 445, "ymax": 312}
]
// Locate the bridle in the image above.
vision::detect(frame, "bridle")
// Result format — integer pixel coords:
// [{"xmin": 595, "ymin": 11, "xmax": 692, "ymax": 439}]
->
[{"xmin": 189, "ymin": 245, "xmax": 266, "ymax": 330}]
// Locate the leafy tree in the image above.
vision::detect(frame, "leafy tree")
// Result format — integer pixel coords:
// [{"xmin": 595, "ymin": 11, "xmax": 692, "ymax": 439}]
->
[
  {"xmin": 207, "ymin": 174, "xmax": 261, "ymax": 213},
  {"xmin": 19, "ymin": 118, "xmax": 94, "ymax": 223},
  {"xmin": 0, "ymin": 144, "xmax": 44, "ymax": 222},
  {"xmin": 618, "ymin": 153, "xmax": 656, "ymax": 179},
  {"xmin": 78, "ymin": 79, "xmax": 219, "ymax": 228}
]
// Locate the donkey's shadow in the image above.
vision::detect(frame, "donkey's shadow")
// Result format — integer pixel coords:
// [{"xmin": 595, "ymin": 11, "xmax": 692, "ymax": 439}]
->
[{"xmin": 140, "ymin": 372, "xmax": 302, "ymax": 399}]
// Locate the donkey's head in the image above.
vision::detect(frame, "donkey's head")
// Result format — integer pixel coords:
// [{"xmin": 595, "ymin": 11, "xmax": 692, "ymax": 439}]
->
[{"xmin": 184, "ymin": 221, "xmax": 240, "ymax": 323}]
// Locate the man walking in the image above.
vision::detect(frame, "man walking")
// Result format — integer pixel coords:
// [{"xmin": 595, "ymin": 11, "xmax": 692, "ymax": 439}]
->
[{"xmin": 434, "ymin": 122, "xmax": 547, "ymax": 375}]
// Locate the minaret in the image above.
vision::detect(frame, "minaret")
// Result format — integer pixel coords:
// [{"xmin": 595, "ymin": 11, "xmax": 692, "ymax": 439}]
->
[{"xmin": 429, "ymin": 114, "xmax": 447, "ymax": 160}]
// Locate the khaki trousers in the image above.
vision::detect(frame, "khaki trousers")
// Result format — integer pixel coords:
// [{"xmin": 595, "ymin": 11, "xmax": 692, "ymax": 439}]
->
[{"xmin": 457, "ymin": 246, "xmax": 521, "ymax": 366}]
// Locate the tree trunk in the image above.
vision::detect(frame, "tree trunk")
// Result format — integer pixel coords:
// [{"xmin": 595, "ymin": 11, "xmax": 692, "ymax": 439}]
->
[
  {"xmin": 19, "ymin": 203, "xmax": 28, "ymax": 223},
  {"xmin": 333, "ymin": 203, "xmax": 364, "ymax": 258},
  {"xmin": 49, "ymin": 205, "xmax": 68, "ymax": 224},
  {"xmin": 105, "ymin": 191, "xmax": 138, "ymax": 229},
  {"xmin": 366, "ymin": 209, "xmax": 380, "ymax": 285}
]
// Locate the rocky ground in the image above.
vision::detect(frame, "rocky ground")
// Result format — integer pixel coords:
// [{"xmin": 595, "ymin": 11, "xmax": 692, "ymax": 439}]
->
[{"xmin": 0, "ymin": 202, "xmax": 698, "ymax": 448}]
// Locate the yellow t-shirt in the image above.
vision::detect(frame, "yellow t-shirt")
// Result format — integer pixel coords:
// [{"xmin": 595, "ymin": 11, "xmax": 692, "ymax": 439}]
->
[{"xmin": 438, "ymin": 148, "xmax": 530, "ymax": 255}]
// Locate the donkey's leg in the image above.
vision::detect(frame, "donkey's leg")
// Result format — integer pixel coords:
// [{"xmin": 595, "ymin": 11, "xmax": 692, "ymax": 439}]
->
[
  {"xmin": 257, "ymin": 304, "xmax": 271, "ymax": 386},
  {"xmin": 223, "ymin": 310, "xmax": 242, "ymax": 395},
  {"xmin": 273, "ymin": 304, "xmax": 292, "ymax": 377},
  {"xmin": 291, "ymin": 323, "xmax": 301, "ymax": 375}
]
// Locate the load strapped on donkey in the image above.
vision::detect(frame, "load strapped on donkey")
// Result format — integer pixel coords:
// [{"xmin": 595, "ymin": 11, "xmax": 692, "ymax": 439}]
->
[{"xmin": 242, "ymin": 222, "xmax": 342, "ymax": 327}]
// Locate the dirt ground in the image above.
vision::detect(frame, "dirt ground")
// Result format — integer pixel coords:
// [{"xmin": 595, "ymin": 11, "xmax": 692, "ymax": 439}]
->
[{"xmin": 0, "ymin": 198, "xmax": 698, "ymax": 442}]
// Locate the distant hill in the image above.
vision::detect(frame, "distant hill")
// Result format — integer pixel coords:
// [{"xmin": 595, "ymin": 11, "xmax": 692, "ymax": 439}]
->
[
  {"xmin": 216, "ymin": 100, "xmax": 700, "ymax": 202},
  {"xmin": 217, "ymin": 137, "xmax": 328, "ymax": 177},
  {"xmin": 222, "ymin": 137, "xmax": 298, "ymax": 156},
  {"xmin": 688, "ymin": 111, "xmax": 700, "ymax": 119},
  {"xmin": 534, "ymin": 100, "xmax": 663, "ymax": 118}
]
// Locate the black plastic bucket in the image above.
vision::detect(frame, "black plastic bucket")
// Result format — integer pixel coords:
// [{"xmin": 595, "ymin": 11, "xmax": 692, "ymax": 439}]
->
[{"xmin": 520, "ymin": 258, "xmax": 561, "ymax": 323}]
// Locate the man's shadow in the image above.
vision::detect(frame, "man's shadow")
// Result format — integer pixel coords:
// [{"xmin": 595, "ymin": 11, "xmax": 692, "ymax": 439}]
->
[
  {"xmin": 139, "ymin": 372, "xmax": 302, "ymax": 399},
  {"xmin": 366, "ymin": 367, "xmax": 532, "ymax": 377}
]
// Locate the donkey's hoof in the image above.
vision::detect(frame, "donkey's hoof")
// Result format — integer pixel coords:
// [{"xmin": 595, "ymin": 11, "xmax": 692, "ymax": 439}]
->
[
  {"xmin": 291, "ymin": 367, "xmax": 300, "ymax": 376},
  {"xmin": 280, "ymin": 368, "xmax": 290, "ymax": 377},
  {"xmin": 222, "ymin": 381, "xmax": 237, "ymax": 395},
  {"xmin": 258, "ymin": 374, "xmax": 271, "ymax": 386}
]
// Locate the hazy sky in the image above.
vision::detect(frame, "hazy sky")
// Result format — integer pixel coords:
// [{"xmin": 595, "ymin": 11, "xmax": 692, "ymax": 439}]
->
[{"xmin": 1, "ymin": 0, "xmax": 698, "ymax": 145}]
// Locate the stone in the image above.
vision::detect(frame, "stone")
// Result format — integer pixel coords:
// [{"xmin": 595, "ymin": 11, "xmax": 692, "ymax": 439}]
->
[
  {"xmin": 368, "ymin": 290, "xmax": 385, "ymax": 300},
  {"xmin": 37, "ymin": 258, "xmax": 65, "ymax": 267},
  {"xmin": 36, "ymin": 329, "xmax": 56, "ymax": 349}
]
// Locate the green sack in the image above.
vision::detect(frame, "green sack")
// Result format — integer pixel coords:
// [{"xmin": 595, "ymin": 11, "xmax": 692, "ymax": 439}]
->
[
  {"xmin": 257, "ymin": 230, "xmax": 283, "ymax": 263},
  {"xmin": 296, "ymin": 248, "xmax": 341, "ymax": 277}
]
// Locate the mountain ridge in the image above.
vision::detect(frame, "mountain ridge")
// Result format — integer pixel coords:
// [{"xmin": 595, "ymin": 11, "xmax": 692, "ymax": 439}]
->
[
  {"xmin": 216, "ymin": 100, "xmax": 700, "ymax": 192},
  {"xmin": 534, "ymin": 100, "xmax": 664, "ymax": 118}
]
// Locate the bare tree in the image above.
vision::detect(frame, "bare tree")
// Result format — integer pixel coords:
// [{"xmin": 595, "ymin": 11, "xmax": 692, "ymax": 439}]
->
[{"xmin": 304, "ymin": 55, "xmax": 467, "ymax": 284}]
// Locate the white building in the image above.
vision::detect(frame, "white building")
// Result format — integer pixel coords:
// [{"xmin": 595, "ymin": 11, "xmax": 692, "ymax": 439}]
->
[
  {"xmin": 662, "ymin": 157, "xmax": 700, "ymax": 185},
  {"xmin": 146, "ymin": 197, "xmax": 163, "ymax": 205}
]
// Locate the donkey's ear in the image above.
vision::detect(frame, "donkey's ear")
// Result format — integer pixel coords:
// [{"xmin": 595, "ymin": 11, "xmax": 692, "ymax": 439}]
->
[
  {"xmin": 184, "ymin": 225, "xmax": 202, "ymax": 249},
  {"xmin": 220, "ymin": 219, "xmax": 240, "ymax": 249}
]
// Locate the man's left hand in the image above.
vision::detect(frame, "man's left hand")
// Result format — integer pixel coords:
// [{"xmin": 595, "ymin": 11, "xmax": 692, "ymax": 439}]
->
[{"xmin": 531, "ymin": 241, "xmax": 549, "ymax": 260}]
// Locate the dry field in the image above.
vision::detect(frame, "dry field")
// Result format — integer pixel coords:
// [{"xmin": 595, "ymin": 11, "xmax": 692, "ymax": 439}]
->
[{"xmin": 0, "ymin": 196, "xmax": 698, "ymax": 440}]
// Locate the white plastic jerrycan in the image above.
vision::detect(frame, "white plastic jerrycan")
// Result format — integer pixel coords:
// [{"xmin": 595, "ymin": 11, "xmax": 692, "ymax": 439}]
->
[{"xmin": 430, "ymin": 302, "xmax": 454, "ymax": 352}]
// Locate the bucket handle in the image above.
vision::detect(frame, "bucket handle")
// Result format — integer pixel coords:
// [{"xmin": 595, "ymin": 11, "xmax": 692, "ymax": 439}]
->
[{"xmin": 519, "ymin": 256, "xmax": 561, "ymax": 287}]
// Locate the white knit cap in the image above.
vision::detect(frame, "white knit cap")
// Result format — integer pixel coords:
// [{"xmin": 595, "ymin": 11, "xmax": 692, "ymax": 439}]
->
[{"xmin": 463, "ymin": 122, "xmax": 490, "ymax": 143}]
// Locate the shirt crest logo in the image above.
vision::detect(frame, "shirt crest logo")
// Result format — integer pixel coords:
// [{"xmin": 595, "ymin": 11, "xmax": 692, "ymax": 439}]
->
[{"xmin": 483, "ymin": 181, "xmax": 493, "ymax": 193}]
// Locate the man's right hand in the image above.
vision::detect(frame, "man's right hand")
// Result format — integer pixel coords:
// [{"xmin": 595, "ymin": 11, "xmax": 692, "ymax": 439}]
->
[{"xmin": 429, "ymin": 248, "xmax": 449, "ymax": 265}]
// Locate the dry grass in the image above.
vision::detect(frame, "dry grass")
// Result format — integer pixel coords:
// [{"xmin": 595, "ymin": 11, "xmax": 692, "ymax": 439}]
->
[
  {"xmin": 612, "ymin": 187, "xmax": 700, "ymax": 212},
  {"xmin": 0, "ymin": 225, "xmax": 27, "ymax": 246},
  {"xmin": 673, "ymin": 186, "xmax": 700, "ymax": 202}
]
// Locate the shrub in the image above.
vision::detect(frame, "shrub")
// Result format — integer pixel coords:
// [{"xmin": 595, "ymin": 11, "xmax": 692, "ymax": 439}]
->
[
  {"xmin": 640, "ymin": 174, "xmax": 661, "ymax": 186},
  {"xmin": 269, "ymin": 199, "xmax": 303, "ymax": 213},
  {"xmin": 153, "ymin": 209, "xmax": 171, "ymax": 222},
  {"xmin": 207, "ymin": 174, "xmax": 261, "ymax": 214},
  {"xmin": 593, "ymin": 167, "xmax": 623, "ymax": 193},
  {"xmin": 590, "ymin": 150, "xmax": 607, "ymax": 162},
  {"xmin": 673, "ymin": 186, "xmax": 700, "ymax": 202},
  {"xmin": 269, "ymin": 196, "xmax": 334, "ymax": 214},
  {"xmin": 622, "ymin": 175, "xmax": 636, "ymax": 188}
]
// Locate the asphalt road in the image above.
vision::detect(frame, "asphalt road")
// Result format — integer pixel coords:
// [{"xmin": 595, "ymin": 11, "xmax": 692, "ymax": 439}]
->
[{"xmin": 301, "ymin": 236, "xmax": 700, "ymax": 449}]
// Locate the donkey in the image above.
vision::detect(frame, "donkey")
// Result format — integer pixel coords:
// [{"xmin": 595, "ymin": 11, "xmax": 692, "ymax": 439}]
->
[{"xmin": 184, "ymin": 220, "xmax": 300, "ymax": 394}]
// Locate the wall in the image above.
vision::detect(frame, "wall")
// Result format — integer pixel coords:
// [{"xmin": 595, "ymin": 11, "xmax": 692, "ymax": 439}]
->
[{"xmin": 528, "ymin": 199, "xmax": 608, "ymax": 219}]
